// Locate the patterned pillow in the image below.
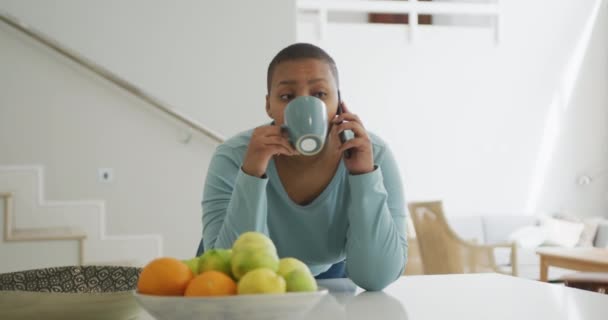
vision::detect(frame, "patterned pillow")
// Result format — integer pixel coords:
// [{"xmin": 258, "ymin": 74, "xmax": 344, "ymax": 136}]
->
[{"xmin": 578, "ymin": 218, "xmax": 602, "ymax": 247}]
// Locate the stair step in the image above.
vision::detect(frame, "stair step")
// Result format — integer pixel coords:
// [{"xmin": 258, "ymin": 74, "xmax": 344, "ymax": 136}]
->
[
  {"xmin": 7, "ymin": 227, "xmax": 86, "ymax": 241},
  {"xmin": 0, "ymin": 166, "xmax": 161, "ymax": 273}
]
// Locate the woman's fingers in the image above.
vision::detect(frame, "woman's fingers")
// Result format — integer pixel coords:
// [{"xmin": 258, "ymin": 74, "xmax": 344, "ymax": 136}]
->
[
  {"xmin": 258, "ymin": 125, "xmax": 285, "ymax": 137},
  {"xmin": 265, "ymin": 143, "xmax": 296, "ymax": 156},
  {"xmin": 339, "ymin": 135, "xmax": 372, "ymax": 152},
  {"xmin": 264, "ymin": 136, "xmax": 298, "ymax": 154},
  {"xmin": 335, "ymin": 120, "xmax": 368, "ymax": 140},
  {"xmin": 333, "ymin": 112, "xmax": 362, "ymax": 126},
  {"xmin": 254, "ymin": 125, "xmax": 298, "ymax": 154}
]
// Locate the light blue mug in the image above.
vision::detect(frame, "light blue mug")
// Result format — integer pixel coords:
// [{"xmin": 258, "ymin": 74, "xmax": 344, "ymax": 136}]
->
[{"xmin": 282, "ymin": 96, "xmax": 328, "ymax": 156}]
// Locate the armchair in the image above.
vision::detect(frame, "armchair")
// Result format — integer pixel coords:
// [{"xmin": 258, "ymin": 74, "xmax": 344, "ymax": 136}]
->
[{"xmin": 408, "ymin": 201, "xmax": 518, "ymax": 276}]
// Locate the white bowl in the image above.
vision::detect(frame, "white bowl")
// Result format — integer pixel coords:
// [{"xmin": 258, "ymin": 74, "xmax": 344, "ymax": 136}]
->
[{"xmin": 134, "ymin": 288, "xmax": 328, "ymax": 320}]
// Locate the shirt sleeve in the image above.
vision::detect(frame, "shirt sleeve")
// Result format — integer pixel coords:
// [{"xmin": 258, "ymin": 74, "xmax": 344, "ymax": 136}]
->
[
  {"xmin": 344, "ymin": 144, "xmax": 408, "ymax": 291},
  {"xmin": 202, "ymin": 145, "xmax": 270, "ymax": 250}
]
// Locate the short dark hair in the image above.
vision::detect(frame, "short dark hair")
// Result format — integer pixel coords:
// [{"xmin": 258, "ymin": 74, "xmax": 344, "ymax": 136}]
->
[{"xmin": 266, "ymin": 43, "xmax": 339, "ymax": 93}]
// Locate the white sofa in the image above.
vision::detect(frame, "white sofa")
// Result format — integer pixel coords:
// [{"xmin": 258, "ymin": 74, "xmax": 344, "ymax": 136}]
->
[{"xmin": 446, "ymin": 215, "xmax": 608, "ymax": 280}]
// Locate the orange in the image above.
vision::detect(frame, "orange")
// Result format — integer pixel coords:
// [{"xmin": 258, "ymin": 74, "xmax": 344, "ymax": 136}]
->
[
  {"xmin": 184, "ymin": 270, "xmax": 237, "ymax": 297},
  {"xmin": 137, "ymin": 257, "xmax": 194, "ymax": 296}
]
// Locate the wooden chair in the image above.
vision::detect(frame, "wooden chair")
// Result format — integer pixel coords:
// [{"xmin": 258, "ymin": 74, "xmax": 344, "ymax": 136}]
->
[{"xmin": 408, "ymin": 201, "xmax": 518, "ymax": 276}]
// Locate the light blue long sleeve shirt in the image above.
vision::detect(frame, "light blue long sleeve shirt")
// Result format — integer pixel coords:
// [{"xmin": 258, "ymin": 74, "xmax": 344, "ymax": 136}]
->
[{"xmin": 202, "ymin": 128, "xmax": 408, "ymax": 291}]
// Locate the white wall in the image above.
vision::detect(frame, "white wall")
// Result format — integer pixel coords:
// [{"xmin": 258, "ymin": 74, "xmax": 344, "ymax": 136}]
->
[
  {"xmin": 297, "ymin": 0, "xmax": 608, "ymax": 217},
  {"xmin": 0, "ymin": 0, "xmax": 296, "ymax": 264},
  {"xmin": 0, "ymin": 0, "xmax": 296, "ymax": 137},
  {"xmin": 0, "ymin": 198, "xmax": 80, "ymax": 271},
  {"xmin": 536, "ymin": 0, "xmax": 608, "ymax": 218}
]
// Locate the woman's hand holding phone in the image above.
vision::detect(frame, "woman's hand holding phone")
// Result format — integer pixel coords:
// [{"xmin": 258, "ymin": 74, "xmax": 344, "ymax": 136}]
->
[{"xmin": 332, "ymin": 102, "xmax": 374, "ymax": 175}]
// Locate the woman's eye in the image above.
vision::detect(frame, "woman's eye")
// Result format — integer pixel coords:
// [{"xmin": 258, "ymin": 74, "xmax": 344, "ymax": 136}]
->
[
  {"xmin": 313, "ymin": 92, "xmax": 327, "ymax": 99},
  {"xmin": 279, "ymin": 94, "xmax": 294, "ymax": 101}
]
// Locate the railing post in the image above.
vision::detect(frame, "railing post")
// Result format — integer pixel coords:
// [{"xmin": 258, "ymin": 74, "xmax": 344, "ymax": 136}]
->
[
  {"xmin": 493, "ymin": 1, "xmax": 501, "ymax": 45},
  {"xmin": 297, "ymin": 0, "xmax": 501, "ymax": 45},
  {"xmin": 409, "ymin": 0, "xmax": 418, "ymax": 43},
  {"xmin": 318, "ymin": 7, "xmax": 327, "ymax": 41}
]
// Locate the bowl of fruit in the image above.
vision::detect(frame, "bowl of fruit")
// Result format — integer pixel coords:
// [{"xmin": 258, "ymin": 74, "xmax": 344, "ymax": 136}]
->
[
  {"xmin": 0, "ymin": 265, "xmax": 141, "ymax": 320},
  {"xmin": 134, "ymin": 232, "xmax": 328, "ymax": 320}
]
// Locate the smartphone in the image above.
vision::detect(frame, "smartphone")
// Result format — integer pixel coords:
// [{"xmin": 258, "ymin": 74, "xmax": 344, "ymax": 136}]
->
[{"xmin": 337, "ymin": 91, "xmax": 354, "ymax": 158}]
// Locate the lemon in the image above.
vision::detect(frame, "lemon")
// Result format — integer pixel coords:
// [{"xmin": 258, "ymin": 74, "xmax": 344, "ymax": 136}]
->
[
  {"xmin": 232, "ymin": 232, "xmax": 277, "ymax": 253},
  {"xmin": 277, "ymin": 257, "xmax": 309, "ymax": 278},
  {"xmin": 237, "ymin": 268, "xmax": 286, "ymax": 295}
]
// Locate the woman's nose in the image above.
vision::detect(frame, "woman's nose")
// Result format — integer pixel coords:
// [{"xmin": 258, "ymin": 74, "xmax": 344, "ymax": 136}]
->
[{"xmin": 294, "ymin": 89, "xmax": 311, "ymax": 97}]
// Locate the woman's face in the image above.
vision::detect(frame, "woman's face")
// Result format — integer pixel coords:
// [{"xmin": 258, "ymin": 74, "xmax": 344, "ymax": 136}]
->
[{"xmin": 266, "ymin": 58, "xmax": 339, "ymax": 126}]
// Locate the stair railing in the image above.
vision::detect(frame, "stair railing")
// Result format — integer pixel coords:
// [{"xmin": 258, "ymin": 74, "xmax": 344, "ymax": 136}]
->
[{"xmin": 0, "ymin": 12, "xmax": 225, "ymax": 144}]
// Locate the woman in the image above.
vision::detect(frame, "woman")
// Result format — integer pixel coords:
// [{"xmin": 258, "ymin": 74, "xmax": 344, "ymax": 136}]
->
[{"xmin": 201, "ymin": 43, "xmax": 407, "ymax": 291}]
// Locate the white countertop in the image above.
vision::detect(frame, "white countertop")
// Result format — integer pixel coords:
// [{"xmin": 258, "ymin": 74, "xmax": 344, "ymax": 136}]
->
[
  {"xmin": 308, "ymin": 274, "xmax": 608, "ymax": 320},
  {"xmin": 138, "ymin": 273, "xmax": 608, "ymax": 320}
]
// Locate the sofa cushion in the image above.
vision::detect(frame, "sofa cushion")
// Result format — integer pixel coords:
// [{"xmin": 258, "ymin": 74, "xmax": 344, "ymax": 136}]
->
[
  {"xmin": 517, "ymin": 247, "xmax": 542, "ymax": 266},
  {"xmin": 508, "ymin": 226, "xmax": 547, "ymax": 249},
  {"xmin": 482, "ymin": 215, "xmax": 539, "ymax": 244},
  {"xmin": 446, "ymin": 216, "xmax": 485, "ymax": 243},
  {"xmin": 494, "ymin": 247, "xmax": 573, "ymax": 280},
  {"xmin": 494, "ymin": 246, "xmax": 540, "ymax": 267},
  {"xmin": 493, "ymin": 247, "xmax": 513, "ymax": 266}
]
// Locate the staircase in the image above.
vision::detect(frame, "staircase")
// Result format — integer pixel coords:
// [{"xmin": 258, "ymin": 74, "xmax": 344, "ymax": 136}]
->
[{"xmin": 0, "ymin": 166, "xmax": 162, "ymax": 273}]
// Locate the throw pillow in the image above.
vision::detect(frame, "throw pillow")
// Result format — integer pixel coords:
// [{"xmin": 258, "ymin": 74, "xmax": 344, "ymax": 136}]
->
[
  {"xmin": 507, "ymin": 226, "xmax": 546, "ymax": 249},
  {"xmin": 541, "ymin": 217, "xmax": 585, "ymax": 248},
  {"xmin": 553, "ymin": 213, "xmax": 602, "ymax": 247},
  {"xmin": 578, "ymin": 217, "xmax": 602, "ymax": 247}
]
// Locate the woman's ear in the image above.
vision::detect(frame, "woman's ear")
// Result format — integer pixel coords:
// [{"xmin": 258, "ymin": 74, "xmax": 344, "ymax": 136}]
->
[{"xmin": 265, "ymin": 95, "xmax": 272, "ymax": 118}]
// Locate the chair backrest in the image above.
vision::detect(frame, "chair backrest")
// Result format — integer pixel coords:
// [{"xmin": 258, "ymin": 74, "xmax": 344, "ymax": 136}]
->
[{"xmin": 408, "ymin": 201, "xmax": 496, "ymax": 275}]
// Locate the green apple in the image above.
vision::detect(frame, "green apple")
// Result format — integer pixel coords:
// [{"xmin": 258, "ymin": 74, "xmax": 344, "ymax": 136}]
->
[
  {"xmin": 284, "ymin": 269, "xmax": 318, "ymax": 292},
  {"xmin": 182, "ymin": 257, "xmax": 200, "ymax": 275},
  {"xmin": 199, "ymin": 248, "xmax": 233, "ymax": 277},
  {"xmin": 231, "ymin": 232, "xmax": 279, "ymax": 280},
  {"xmin": 231, "ymin": 248, "xmax": 278, "ymax": 280}
]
